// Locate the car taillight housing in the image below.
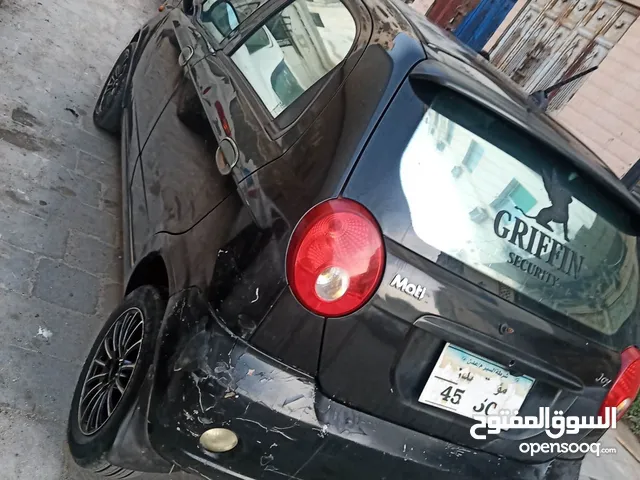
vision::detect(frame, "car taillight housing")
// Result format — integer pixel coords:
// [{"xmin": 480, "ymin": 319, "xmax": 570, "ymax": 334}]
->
[
  {"xmin": 286, "ymin": 198, "xmax": 385, "ymax": 318},
  {"xmin": 598, "ymin": 346, "xmax": 640, "ymax": 421}
]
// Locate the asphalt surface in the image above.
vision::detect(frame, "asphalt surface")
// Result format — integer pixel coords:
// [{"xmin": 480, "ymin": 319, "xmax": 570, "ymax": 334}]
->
[{"xmin": 0, "ymin": 0, "xmax": 637, "ymax": 479}]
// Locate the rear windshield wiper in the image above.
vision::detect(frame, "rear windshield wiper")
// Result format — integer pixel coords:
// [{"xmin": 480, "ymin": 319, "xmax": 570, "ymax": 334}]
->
[{"xmin": 528, "ymin": 66, "xmax": 598, "ymax": 111}]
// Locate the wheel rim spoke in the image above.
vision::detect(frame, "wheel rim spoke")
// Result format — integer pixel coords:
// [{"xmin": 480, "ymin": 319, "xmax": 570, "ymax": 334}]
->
[
  {"xmin": 116, "ymin": 311, "xmax": 129, "ymax": 356},
  {"xmin": 123, "ymin": 328, "xmax": 142, "ymax": 357},
  {"xmin": 106, "ymin": 384, "xmax": 116, "ymax": 417},
  {"xmin": 85, "ymin": 372, "xmax": 108, "ymax": 384},
  {"xmin": 115, "ymin": 376, "xmax": 126, "ymax": 394},
  {"xmin": 111, "ymin": 318, "xmax": 121, "ymax": 358},
  {"xmin": 81, "ymin": 382, "xmax": 107, "ymax": 411},
  {"xmin": 89, "ymin": 389, "xmax": 108, "ymax": 431},
  {"xmin": 82, "ymin": 383, "xmax": 108, "ymax": 424},
  {"xmin": 122, "ymin": 313, "xmax": 142, "ymax": 351},
  {"xmin": 103, "ymin": 334, "xmax": 114, "ymax": 359},
  {"xmin": 124, "ymin": 339, "xmax": 142, "ymax": 358},
  {"xmin": 119, "ymin": 310, "xmax": 137, "ymax": 356}
]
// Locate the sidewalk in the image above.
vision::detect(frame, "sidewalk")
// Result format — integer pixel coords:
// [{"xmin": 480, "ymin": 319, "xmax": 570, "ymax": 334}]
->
[{"xmin": 580, "ymin": 423, "xmax": 640, "ymax": 480}]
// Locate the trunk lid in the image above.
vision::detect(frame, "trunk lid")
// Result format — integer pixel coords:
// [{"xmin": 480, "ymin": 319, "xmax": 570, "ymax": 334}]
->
[{"xmin": 317, "ymin": 65, "xmax": 639, "ymax": 462}]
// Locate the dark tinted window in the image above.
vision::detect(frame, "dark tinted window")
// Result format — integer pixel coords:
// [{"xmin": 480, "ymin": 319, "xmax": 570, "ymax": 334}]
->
[{"xmin": 399, "ymin": 90, "xmax": 639, "ymax": 336}]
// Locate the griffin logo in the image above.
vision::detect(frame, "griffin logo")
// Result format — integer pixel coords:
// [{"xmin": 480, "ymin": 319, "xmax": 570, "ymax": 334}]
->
[
  {"xmin": 494, "ymin": 169, "xmax": 584, "ymax": 282},
  {"xmin": 515, "ymin": 168, "xmax": 573, "ymax": 242}
]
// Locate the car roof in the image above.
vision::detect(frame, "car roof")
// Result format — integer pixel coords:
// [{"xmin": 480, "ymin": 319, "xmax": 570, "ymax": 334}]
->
[{"xmin": 358, "ymin": 0, "xmax": 640, "ymax": 219}]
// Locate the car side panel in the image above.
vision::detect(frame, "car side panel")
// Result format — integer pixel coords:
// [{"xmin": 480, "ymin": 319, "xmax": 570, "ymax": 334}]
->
[
  {"xmin": 141, "ymin": 74, "xmax": 236, "ymax": 235},
  {"xmin": 128, "ymin": 4, "xmax": 419, "ymax": 291},
  {"xmin": 130, "ymin": 11, "xmax": 183, "ymax": 145},
  {"xmin": 120, "ymin": 104, "xmax": 135, "ymax": 273},
  {"xmin": 122, "ymin": 98, "xmax": 152, "ymax": 264},
  {"xmin": 129, "ymin": 157, "xmax": 150, "ymax": 262},
  {"xmin": 125, "ymin": 8, "xmax": 230, "ymax": 246},
  {"xmin": 123, "ymin": 11, "xmax": 183, "ymax": 264},
  {"xmin": 160, "ymin": 33, "xmax": 426, "ymax": 342}
]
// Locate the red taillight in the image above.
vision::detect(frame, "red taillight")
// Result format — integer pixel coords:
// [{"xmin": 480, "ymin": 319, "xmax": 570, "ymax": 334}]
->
[
  {"xmin": 598, "ymin": 346, "xmax": 640, "ymax": 421},
  {"xmin": 286, "ymin": 198, "xmax": 385, "ymax": 318}
]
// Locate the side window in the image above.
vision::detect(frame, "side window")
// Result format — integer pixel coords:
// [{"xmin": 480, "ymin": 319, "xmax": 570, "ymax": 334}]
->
[
  {"xmin": 200, "ymin": 0, "xmax": 268, "ymax": 43},
  {"xmin": 230, "ymin": 0, "xmax": 357, "ymax": 117}
]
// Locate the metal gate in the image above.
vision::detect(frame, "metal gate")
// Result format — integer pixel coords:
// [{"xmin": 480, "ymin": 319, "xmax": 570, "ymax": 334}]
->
[
  {"xmin": 455, "ymin": 0, "xmax": 519, "ymax": 51},
  {"xmin": 490, "ymin": 0, "xmax": 639, "ymax": 111}
]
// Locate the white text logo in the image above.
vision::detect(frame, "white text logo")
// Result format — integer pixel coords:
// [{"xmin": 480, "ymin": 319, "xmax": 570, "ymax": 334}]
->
[
  {"xmin": 390, "ymin": 274, "xmax": 426, "ymax": 300},
  {"xmin": 469, "ymin": 406, "xmax": 617, "ymax": 440}
]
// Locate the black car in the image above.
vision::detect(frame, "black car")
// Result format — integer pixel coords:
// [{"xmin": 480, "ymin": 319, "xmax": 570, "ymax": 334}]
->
[{"xmin": 67, "ymin": 0, "xmax": 640, "ymax": 479}]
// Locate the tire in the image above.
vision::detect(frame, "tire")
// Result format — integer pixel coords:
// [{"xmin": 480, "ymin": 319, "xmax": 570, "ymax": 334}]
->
[
  {"xmin": 67, "ymin": 286, "xmax": 166, "ymax": 478},
  {"xmin": 93, "ymin": 42, "xmax": 136, "ymax": 134}
]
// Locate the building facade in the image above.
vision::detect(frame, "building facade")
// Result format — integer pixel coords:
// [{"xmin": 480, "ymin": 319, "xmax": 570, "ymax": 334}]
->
[{"xmin": 410, "ymin": 0, "xmax": 640, "ymax": 178}]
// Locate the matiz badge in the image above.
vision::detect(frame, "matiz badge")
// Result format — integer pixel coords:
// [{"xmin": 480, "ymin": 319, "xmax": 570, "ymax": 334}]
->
[{"xmin": 390, "ymin": 274, "xmax": 426, "ymax": 300}]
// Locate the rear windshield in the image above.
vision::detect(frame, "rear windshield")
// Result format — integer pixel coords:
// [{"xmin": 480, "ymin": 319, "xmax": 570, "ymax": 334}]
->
[{"xmin": 400, "ymin": 89, "xmax": 640, "ymax": 338}]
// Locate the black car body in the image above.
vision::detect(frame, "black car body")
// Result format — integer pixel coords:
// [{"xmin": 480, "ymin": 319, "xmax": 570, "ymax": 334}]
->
[{"xmin": 67, "ymin": 0, "xmax": 640, "ymax": 479}]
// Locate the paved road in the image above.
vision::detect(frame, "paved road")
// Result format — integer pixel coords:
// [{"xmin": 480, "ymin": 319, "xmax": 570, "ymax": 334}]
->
[
  {"xmin": 0, "ymin": 0, "xmax": 637, "ymax": 479},
  {"xmin": 0, "ymin": 0, "xmax": 195, "ymax": 478},
  {"xmin": 580, "ymin": 427, "xmax": 640, "ymax": 480}
]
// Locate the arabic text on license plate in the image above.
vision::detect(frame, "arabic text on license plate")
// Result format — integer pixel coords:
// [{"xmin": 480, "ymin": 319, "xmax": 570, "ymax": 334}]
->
[{"xmin": 418, "ymin": 343, "xmax": 534, "ymax": 419}]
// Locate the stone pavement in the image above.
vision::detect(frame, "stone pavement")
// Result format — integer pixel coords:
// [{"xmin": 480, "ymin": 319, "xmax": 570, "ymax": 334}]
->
[
  {"xmin": 0, "ymin": 0, "xmax": 195, "ymax": 478},
  {"xmin": 580, "ymin": 426, "xmax": 640, "ymax": 480}
]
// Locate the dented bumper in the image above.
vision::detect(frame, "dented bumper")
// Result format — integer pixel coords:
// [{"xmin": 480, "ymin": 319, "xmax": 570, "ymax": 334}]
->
[{"xmin": 146, "ymin": 287, "xmax": 551, "ymax": 479}]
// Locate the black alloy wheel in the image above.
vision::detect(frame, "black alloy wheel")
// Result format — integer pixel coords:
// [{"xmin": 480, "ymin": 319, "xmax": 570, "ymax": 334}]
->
[
  {"xmin": 78, "ymin": 307, "xmax": 144, "ymax": 436},
  {"xmin": 68, "ymin": 286, "xmax": 165, "ymax": 478},
  {"xmin": 93, "ymin": 42, "xmax": 136, "ymax": 133}
]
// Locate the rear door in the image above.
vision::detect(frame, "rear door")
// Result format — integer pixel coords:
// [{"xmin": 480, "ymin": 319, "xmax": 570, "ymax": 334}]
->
[
  {"xmin": 134, "ymin": 3, "xmax": 235, "ymax": 238},
  {"xmin": 320, "ymin": 64, "xmax": 639, "ymax": 462},
  {"xmin": 135, "ymin": 0, "xmax": 366, "ymax": 243},
  {"xmin": 135, "ymin": 0, "xmax": 294, "ymax": 240},
  {"xmin": 130, "ymin": 10, "xmax": 198, "ymax": 149},
  {"xmin": 178, "ymin": 0, "xmax": 368, "ymax": 330},
  {"xmin": 127, "ymin": 8, "xmax": 210, "ymax": 259}
]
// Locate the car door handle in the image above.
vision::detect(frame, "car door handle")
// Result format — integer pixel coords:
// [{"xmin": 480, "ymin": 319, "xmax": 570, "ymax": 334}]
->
[
  {"xmin": 178, "ymin": 46, "xmax": 194, "ymax": 67},
  {"xmin": 215, "ymin": 137, "xmax": 239, "ymax": 176}
]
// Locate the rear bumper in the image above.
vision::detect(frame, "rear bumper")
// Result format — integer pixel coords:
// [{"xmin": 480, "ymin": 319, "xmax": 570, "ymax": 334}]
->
[{"xmin": 146, "ymin": 287, "xmax": 553, "ymax": 479}]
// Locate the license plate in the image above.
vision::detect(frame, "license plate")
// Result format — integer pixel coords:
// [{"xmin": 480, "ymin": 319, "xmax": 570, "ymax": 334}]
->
[{"xmin": 418, "ymin": 343, "xmax": 534, "ymax": 420}]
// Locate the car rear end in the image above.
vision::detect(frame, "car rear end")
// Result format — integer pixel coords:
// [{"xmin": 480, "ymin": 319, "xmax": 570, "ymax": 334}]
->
[
  {"xmin": 318, "ymin": 60, "xmax": 640, "ymax": 468},
  {"xmin": 147, "ymin": 49, "xmax": 640, "ymax": 480}
]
